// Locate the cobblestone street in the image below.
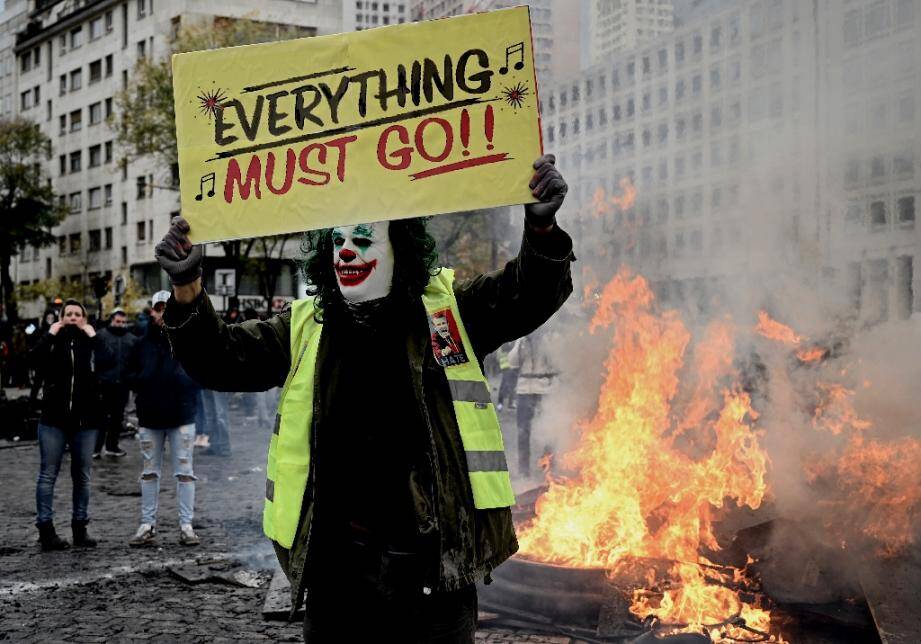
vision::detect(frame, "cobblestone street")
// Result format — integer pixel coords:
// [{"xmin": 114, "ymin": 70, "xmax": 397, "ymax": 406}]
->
[{"xmin": 0, "ymin": 393, "xmax": 569, "ymax": 643}]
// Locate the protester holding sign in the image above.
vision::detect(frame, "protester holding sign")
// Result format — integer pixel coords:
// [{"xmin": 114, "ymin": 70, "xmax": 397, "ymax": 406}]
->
[{"xmin": 154, "ymin": 152, "xmax": 571, "ymax": 642}]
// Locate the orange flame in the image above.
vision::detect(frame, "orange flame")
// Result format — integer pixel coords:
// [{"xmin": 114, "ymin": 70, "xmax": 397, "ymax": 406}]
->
[
  {"xmin": 755, "ymin": 311, "xmax": 802, "ymax": 346},
  {"xmin": 517, "ymin": 269, "xmax": 779, "ymax": 641},
  {"xmin": 591, "ymin": 177, "xmax": 637, "ymax": 218},
  {"xmin": 795, "ymin": 346, "xmax": 827, "ymax": 363}
]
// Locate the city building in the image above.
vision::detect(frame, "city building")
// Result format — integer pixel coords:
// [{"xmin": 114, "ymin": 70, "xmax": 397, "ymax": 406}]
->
[
  {"xmin": 588, "ymin": 0, "xmax": 675, "ymax": 63},
  {"xmin": 542, "ymin": 0, "xmax": 920, "ymax": 323},
  {"xmin": 343, "ymin": 0, "xmax": 409, "ymax": 32},
  {"xmin": 8, "ymin": 0, "xmax": 342, "ymax": 314},
  {"xmin": 410, "ymin": 0, "xmax": 554, "ymax": 85}
]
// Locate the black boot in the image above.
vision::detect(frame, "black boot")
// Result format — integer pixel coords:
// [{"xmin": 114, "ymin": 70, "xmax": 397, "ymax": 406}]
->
[
  {"xmin": 72, "ymin": 520, "xmax": 97, "ymax": 548},
  {"xmin": 37, "ymin": 522, "xmax": 70, "ymax": 551}
]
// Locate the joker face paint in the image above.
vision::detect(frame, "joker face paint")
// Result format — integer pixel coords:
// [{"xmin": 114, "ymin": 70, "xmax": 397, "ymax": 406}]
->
[{"xmin": 332, "ymin": 221, "xmax": 394, "ymax": 302}]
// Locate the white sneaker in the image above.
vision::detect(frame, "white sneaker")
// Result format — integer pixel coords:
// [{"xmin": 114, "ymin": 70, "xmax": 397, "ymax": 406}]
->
[
  {"xmin": 129, "ymin": 523, "xmax": 156, "ymax": 547},
  {"xmin": 179, "ymin": 523, "xmax": 200, "ymax": 546}
]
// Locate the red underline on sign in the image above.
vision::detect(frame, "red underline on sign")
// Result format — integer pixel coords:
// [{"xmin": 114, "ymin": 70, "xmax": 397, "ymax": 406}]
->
[{"xmin": 409, "ymin": 153, "xmax": 511, "ymax": 180}]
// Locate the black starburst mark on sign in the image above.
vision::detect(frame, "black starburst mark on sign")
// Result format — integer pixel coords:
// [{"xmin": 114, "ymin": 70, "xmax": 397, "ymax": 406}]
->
[
  {"xmin": 501, "ymin": 82, "xmax": 529, "ymax": 110},
  {"xmin": 197, "ymin": 87, "xmax": 228, "ymax": 120}
]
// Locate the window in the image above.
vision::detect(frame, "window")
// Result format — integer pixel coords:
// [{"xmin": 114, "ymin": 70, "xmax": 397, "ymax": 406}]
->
[
  {"xmin": 104, "ymin": 227, "xmax": 113, "ymax": 249},
  {"xmin": 898, "ymin": 196, "xmax": 915, "ymax": 224},
  {"xmin": 58, "ymin": 34, "xmax": 67, "ymax": 56},
  {"xmin": 90, "ymin": 17, "xmax": 103, "ymax": 40},
  {"xmin": 58, "ymin": 236, "xmax": 66, "ymax": 255},
  {"xmin": 89, "ymin": 188, "xmax": 102, "ymax": 210},
  {"xmin": 870, "ymin": 200, "xmax": 887, "ymax": 226},
  {"xmin": 89, "ymin": 102, "xmax": 102, "ymax": 125},
  {"xmin": 59, "ymin": 155, "xmax": 66, "ymax": 175},
  {"xmin": 105, "ymin": 10, "xmax": 114, "ymax": 32},
  {"xmin": 613, "ymin": 104, "xmax": 621, "ymax": 121},
  {"xmin": 104, "ymin": 184, "xmax": 113, "ymax": 206},
  {"xmin": 710, "ymin": 25, "xmax": 722, "ymax": 51},
  {"xmin": 121, "ymin": 246, "xmax": 127, "ymax": 265},
  {"xmin": 711, "ymin": 105, "xmax": 722, "ymax": 128},
  {"xmin": 121, "ymin": 202, "xmax": 128, "ymax": 225},
  {"xmin": 692, "ymin": 74, "xmax": 702, "ymax": 97},
  {"xmin": 710, "ymin": 65, "xmax": 722, "ymax": 91},
  {"xmin": 642, "ymin": 92, "xmax": 651, "ymax": 112},
  {"xmin": 137, "ymin": 40, "xmax": 146, "ymax": 60},
  {"xmin": 89, "ymin": 144, "xmax": 102, "ymax": 167},
  {"xmin": 69, "ymin": 233, "xmax": 82, "ymax": 253},
  {"xmin": 138, "ymin": 0, "xmax": 148, "ymax": 19},
  {"xmin": 59, "ymin": 114, "xmax": 66, "ymax": 135},
  {"xmin": 70, "ymin": 68, "xmax": 82, "ymax": 90},
  {"xmin": 69, "ymin": 192, "xmax": 82, "ymax": 214},
  {"xmin": 676, "ymin": 79, "xmax": 686, "ymax": 100},
  {"xmin": 626, "ymin": 98, "xmax": 635, "ymax": 117},
  {"xmin": 20, "ymin": 90, "xmax": 31, "ymax": 111},
  {"xmin": 871, "ymin": 155, "xmax": 886, "ymax": 180},
  {"xmin": 137, "ymin": 221, "xmax": 147, "ymax": 241},
  {"xmin": 894, "ymin": 153, "xmax": 914, "ymax": 179},
  {"xmin": 105, "ymin": 54, "xmax": 113, "ymax": 77},
  {"xmin": 711, "ymin": 140, "xmax": 722, "ymax": 166},
  {"xmin": 137, "ymin": 176, "xmax": 148, "ymax": 199},
  {"xmin": 692, "ymin": 33, "xmax": 703, "ymax": 56},
  {"xmin": 104, "ymin": 141, "xmax": 113, "ymax": 163},
  {"xmin": 69, "ymin": 151, "xmax": 82, "ymax": 173},
  {"xmin": 89, "ymin": 229, "xmax": 101, "ymax": 251},
  {"xmin": 70, "ymin": 27, "xmax": 83, "ymax": 50},
  {"xmin": 89, "ymin": 60, "xmax": 102, "ymax": 84},
  {"xmin": 675, "ymin": 42, "xmax": 685, "ymax": 64},
  {"xmin": 657, "ymin": 123, "xmax": 668, "ymax": 145},
  {"xmin": 658, "ymin": 48, "xmax": 667, "ymax": 70},
  {"xmin": 70, "ymin": 109, "xmax": 82, "ymax": 132}
]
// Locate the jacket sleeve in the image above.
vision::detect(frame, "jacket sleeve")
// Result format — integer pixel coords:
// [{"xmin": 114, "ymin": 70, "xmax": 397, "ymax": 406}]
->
[
  {"xmin": 162, "ymin": 291, "xmax": 292, "ymax": 392},
  {"xmin": 28, "ymin": 332, "xmax": 55, "ymax": 400},
  {"xmin": 455, "ymin": 221, "xmax": 575, "ymax": 360}
]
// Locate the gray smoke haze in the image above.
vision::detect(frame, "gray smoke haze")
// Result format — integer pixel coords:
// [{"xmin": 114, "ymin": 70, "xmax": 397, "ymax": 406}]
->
[{"xmin": 511, "ymin": 0, "xmax": 921, "ymax": 561}]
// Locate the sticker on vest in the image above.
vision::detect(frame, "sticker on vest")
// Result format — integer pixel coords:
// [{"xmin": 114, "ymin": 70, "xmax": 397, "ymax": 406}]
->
[{"xmin": 427, "ymin": 308, "xmax": 470, "ymax": 367}]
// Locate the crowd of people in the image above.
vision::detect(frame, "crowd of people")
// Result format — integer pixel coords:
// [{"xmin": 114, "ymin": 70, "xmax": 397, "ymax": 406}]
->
[{"xmin": 18, "ymin": 292, "xmax": 277, "ymax": 552}]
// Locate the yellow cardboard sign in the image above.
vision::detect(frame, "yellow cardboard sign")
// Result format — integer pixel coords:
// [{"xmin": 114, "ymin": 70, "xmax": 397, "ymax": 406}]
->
[{"xmin": 171, "ymin": 6, "xmax": 542, "ymax": 243}]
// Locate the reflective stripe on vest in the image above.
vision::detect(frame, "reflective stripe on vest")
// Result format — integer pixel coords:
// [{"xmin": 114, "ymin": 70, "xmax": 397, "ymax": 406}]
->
[{"xmin": 263, "ymin": 270, "xmax": 515, "ymax": 548}]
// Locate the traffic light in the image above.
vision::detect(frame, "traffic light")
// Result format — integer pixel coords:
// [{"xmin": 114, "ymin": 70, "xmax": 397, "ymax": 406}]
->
[{"xmin": 92, "ymin": 276, "xmax": 109, "ymax": 300}]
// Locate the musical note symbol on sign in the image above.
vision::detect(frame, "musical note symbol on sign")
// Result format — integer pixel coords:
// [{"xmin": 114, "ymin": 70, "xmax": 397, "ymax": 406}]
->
[
  {"xmin": 499, "ymin": 42, "xmax": 525, "ymax": 75},
  {"xmin": 195, "ymin": 172, "xmax": 216, "ymax": 201}
]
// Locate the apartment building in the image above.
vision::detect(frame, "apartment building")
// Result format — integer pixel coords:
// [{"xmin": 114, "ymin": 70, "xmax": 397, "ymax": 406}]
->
[
  {"xmin": 589, "ymin": 0, "xmax": 675, "ymax": 63},
  {"xmin": 542, "ymin": 0, "xmax": 920, "ymax": 322},
  {"xmin": 410, "ymin": 0, "xmax": 555, "ymax": 85},
  {"xmin": 343, "ymin": 0, "xmax": 409, "ymax": 31},
  {"xmin": 9, "ymin": 0, "xmax": 341, "ymax": 311}
]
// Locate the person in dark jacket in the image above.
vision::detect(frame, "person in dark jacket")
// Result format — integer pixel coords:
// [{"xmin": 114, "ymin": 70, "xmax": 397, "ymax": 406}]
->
[
  {"xmin": 29, "ymin": 299, "xmax": 108, "ymax": 550},
  {"xmin": 126, "ymin": 291, "xmax": 201, "ymax": 547},
  {"xmin": 155, "ymin": 155, "xmax": 572, "ymax": 642},
  {"xmin": 93, "ymin": 308, "xmax": 138, "ymax": 458}
]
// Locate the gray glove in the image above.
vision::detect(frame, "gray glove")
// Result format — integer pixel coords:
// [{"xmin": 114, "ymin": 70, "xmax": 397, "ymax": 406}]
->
[
  {"xmin": 525, "ymin": 154, "xmax": 567, "ymax": 229},
  {"xmin": 155, "ymin": 216, "xmax": 203, "ymax": 286}
]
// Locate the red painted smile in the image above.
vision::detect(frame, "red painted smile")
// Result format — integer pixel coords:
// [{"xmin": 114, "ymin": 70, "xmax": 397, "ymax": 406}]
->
[{"xmin": 336, "ymin": 259, "xmax": 378, "ymax": 287}]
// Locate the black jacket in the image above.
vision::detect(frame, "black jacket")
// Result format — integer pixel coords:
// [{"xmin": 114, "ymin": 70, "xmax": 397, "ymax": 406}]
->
[
  {"xmin": 126, "ymin": 324, "xmax": 200, "ymax": 429},
  {"xmin": 96, "ymin": 326, "xmax": 138, "ymax": 385},
  {"xmin": 164, "ymin": 224, "xmax": 575, "ymax": 611},
  {"xmin": 30, "ymin": 326, "xmax": 108, "ymax": 431}
]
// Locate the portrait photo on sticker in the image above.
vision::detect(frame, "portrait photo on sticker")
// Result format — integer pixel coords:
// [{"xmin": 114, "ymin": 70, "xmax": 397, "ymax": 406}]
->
[{"xmin": 427, "ymin": 308, "xmax": 469, "ymax": 367}]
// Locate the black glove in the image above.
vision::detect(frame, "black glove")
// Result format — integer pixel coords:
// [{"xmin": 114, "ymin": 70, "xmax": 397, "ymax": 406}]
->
[
  {"xmin": 524, "ymin": 154, "xmax": 567, "ymax": 229},
  {"xmin": 155, "ymin": 216, "xmax": 203, "ymax": 286}
]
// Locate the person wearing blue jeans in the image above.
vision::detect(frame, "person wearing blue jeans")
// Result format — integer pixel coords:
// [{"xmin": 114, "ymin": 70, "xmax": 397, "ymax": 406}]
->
[
  {"xmin": 127, "ymin": 291, "xmax": 201, "ymax": 547},
  {"xmin": 35, "ymin": 424, "xmax": 97, "ymax": 542},
  {"xmin": 29, "ymin": 299, "xmax": 108, "ymax": 550},
  {"xmin": 199, "ymin": 388, "xmax": 231, "ymax": 456}
]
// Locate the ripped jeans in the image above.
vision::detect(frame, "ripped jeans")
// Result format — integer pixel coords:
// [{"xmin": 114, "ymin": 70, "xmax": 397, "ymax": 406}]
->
[{"xmin": 138, "ymin": 425, "xmax": 196, "ymax": 526}]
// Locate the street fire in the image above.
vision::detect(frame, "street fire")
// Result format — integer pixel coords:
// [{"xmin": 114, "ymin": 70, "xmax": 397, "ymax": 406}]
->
[
  {"xmin": 517, "ymin": 269, "xmax": 781, "ymax": 642},
  {"xmin": 590, "ymin": 177, "xmax": 637, "ymax": 218}
]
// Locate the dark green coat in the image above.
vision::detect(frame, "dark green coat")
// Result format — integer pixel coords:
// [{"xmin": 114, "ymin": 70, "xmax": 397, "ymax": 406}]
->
[{"xmin": 163, "ymin": 224, "xmax": 575, "ymax": 612}]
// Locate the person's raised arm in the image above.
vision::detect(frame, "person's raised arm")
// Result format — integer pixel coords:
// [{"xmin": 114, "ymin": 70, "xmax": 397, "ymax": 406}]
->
[
  {"xmin": 456, "ymin": 154, "xmax": 575, "ymax": 359},
  {"xmin": 155, "ymin": 216, "xmax": 291, "ymax": 392}
]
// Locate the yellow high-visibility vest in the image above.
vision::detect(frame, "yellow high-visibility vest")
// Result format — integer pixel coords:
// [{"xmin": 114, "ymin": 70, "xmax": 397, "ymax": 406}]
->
[{"xmin": 263, "ymin": 269, "xmax": 515, "ymax": 549}]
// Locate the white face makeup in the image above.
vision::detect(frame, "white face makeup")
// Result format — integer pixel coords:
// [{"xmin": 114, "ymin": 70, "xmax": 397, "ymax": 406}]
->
[{"xmin": 332, "ymin": 222, "xmax": 394, "ymax": 303}]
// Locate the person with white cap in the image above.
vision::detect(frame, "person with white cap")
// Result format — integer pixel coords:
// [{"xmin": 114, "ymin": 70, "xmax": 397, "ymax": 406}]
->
[{"xmin": 126, "ymin": 290, "xmax": 201, "ymax": 547}]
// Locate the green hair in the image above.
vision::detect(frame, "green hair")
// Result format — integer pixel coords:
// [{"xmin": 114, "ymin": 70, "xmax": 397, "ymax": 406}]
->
[{"xmin": 298, "ymin": 218, "xmax": 440, "ymax": 321}]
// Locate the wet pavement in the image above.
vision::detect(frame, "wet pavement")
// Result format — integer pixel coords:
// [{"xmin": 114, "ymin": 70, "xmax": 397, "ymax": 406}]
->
[{"xmin": 0, "ymin": 391, "xmax": 571, "ymax": 643}]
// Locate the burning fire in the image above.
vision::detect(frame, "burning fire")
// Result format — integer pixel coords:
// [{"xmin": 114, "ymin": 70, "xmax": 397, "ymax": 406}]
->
[
  {"xmin": 755, "ymin": 311, "xmax": 827, "ymax": 363},
  {"xmin": 590, "ymin": 177, "xmax": 637, "ymax": 218},
  {"xmin": 517, "ymin": 269, "xmax": 781, "ymax": 641}
]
